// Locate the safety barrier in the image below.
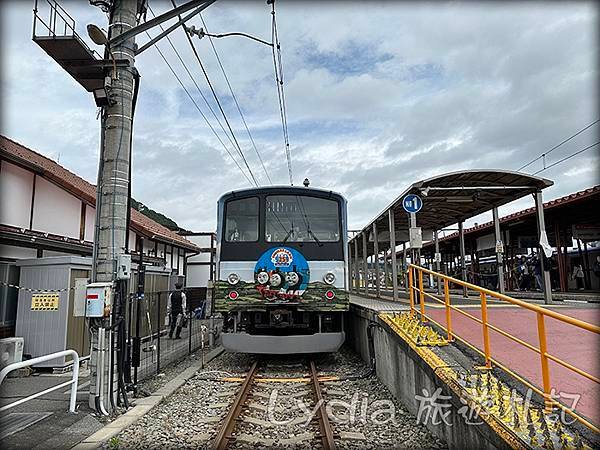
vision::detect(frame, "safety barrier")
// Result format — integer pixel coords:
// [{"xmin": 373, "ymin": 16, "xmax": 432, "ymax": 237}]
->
[
  {"xmin": 0, "ymin": 349, "xmax": 80, "ymax": 413},
  {"xmin": 408, "ymin": 264, "xmax": 600, "ymax": 434}
]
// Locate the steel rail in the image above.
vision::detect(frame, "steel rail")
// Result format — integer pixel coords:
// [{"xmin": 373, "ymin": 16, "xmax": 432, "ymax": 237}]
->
[
  {"xmin": 309, "ymin": 360, "xmax": 337, "ymax": 450},
  {"xmin": 213, "ymin": 360, "xmax": 259, "ymax": 450}
]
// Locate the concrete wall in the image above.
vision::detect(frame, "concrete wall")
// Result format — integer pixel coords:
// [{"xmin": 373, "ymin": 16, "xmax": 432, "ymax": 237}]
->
[{"xmin": 347, "ymin": 305, "xmax": 511, "ymax": 450}]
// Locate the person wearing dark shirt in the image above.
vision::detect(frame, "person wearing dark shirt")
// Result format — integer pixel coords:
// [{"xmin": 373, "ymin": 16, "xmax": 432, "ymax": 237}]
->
[{"xmin": 167, "ymin": 283, "xmax": 187, "ymax": 339}]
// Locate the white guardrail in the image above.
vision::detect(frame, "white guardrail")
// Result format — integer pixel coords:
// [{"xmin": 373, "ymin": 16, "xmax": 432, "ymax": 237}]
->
[{"xmin": 0, "ymin": 349, "xmax": 80, "ymax": 413}]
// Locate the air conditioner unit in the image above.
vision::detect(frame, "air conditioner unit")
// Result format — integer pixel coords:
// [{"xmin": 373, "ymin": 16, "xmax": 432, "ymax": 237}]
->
[{"xmin": 0, "ymin": 337, "xmax": 24, "ymax": 369}]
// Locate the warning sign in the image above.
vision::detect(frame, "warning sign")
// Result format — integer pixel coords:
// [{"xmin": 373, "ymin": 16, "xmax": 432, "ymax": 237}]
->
[{"xmin": 31, "ymin": 293, "xmax": 59, "ymax": 311}]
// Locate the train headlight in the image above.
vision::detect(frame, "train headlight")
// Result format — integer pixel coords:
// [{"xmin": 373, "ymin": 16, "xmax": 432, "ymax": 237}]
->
[
  {"xmin": 270, "ymin": 273, "xmax": 282, "ymax": 287},
  {"xmin": 256, "ymin": 271, "xmax": 269, "ymax": 285},
  {"xmin": 228, "ymin": 291, "xmax": 239, "ymax": 300},
  {"xmin": 323, "ymin": 272, "xmax": 336, "ymax": 285},
  {"xmin": 227, "ymin": 273, "xmax": 240, "ymax": 285},
  {"xmin": 325, "ymin": 290, "xmax": 335, "ymax": 300},
  {"xmin": 285, "ymin": 271, "xmax": 299, "ymax": 285}
]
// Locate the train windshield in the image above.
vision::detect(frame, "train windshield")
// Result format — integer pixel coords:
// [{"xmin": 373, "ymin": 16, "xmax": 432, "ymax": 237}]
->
[
  {"xmin": 265, "ymin": 195, "xmax": 340, "ymax": 243},
  {"xmin": 225, "ymin": 197, "xmax": 259, "ymax": 242}
]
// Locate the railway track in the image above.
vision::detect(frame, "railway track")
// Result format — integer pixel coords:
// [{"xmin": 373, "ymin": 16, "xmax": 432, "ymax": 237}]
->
[{"xmin": 213, "ymin": 359, "xmax": 337, "ymax": 450}]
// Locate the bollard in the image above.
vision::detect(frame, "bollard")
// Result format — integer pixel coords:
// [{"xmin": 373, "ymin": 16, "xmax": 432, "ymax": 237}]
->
[{"xmin": 209, "ymin": 315, "xmax": 215, "ymax": 348}]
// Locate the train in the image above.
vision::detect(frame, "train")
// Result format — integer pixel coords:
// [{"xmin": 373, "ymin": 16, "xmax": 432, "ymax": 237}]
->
[{"xmin": 212, "ymin": 186, "xmax": 349, "ymax": 354}]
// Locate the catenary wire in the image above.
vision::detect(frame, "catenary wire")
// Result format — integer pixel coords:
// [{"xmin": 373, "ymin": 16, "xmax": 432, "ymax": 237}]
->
[
  {"xmin": 271, "ymin": 0, "xmax": 293, "ymax": 185},
  {"xmin": 532, "ymin": 141, "xmax": 600, "ymax": 175},
  {"xmin": 170, "ymin": 0, "xmax": 260, "ymax": 187},
  {"xmin": 517, "ymin": 119, "xmax": 600, "ymax": 171},
  {"xmin": 199, "ymin": 13, "xmax": 274, "ymax": 185},
  {"xmin": 146, "ymin": 6, "xmax": 249, "ymax": 178},
  {"xmin": 144, "ymin": 30, "xmax": 254, "ymax": 186}
]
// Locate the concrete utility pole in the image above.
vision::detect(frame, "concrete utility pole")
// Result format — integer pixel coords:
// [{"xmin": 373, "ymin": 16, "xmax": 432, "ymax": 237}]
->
[{"xmin": 90, "ymin": 0, "xmax": 138, "ymax": 413}]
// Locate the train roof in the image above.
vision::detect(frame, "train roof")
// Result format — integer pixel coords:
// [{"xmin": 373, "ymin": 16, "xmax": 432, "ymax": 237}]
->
[{"xmin": 217, "ymin": 185, "xmax": 346, "ymax": 204}]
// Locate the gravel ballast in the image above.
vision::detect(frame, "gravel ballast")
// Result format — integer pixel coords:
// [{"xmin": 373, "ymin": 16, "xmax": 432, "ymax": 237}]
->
[{"xmin": 110, "ymin": 347, "xmax": 447, "ymax": 449}]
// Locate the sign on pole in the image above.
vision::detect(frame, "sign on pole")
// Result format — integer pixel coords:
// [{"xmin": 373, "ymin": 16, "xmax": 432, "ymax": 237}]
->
[{"xmin": 403, "ymin": 194, "xmax": 423, "ymax": 214}]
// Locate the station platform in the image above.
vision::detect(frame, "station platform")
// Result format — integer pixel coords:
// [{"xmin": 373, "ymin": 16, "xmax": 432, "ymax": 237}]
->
[{"xmin": 349, "ymin": 291, "xmax": 600, "ymax": 426}]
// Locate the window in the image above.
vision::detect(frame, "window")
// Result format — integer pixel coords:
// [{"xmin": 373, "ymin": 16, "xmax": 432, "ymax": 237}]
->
[
  {"xmin": 0, "ymin": 263, "xmax": 19, "ymax": 327},
  {"xmin": 265, "ymin": 195, "xmax": 340, "ymax": 243},
  {"xmin": 225, "ymin": 197, "xmax": 259, "ymax": 242}
]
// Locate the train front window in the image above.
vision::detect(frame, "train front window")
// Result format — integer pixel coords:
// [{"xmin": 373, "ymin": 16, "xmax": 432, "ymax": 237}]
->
[
  {"xmin": 225, "ymin": 197, "xmax": 259, "ymax": 242},
  {"xmin": 265, "ymin": 195, "xmax": 340, "ymax": 243}
]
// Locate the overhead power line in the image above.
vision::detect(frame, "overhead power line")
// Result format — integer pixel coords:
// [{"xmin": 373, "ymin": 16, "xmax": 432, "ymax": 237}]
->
[
  {"xmin": 147, "ymin": 6, "xmax": 256, "ymax": 186},
  {"xmin": 270, "ymin": 0, "xmax": 293, "ymax": 185},
  {"xmin": 170, "ymin": 0, "xmax": 260, "ymax": 187},
  {"xmin": 145, "ymin": 30, "xmax": 254, "ymax": 186},
  {"xmin": 517, "ymin": 119, "xmax": 600, "ymax": 172},
  {"xmin": 199, "ymin": 13, "xmax": 273, "ymax": 185},
  {"xmin": 532, "ymin": 141, "xmax": 600, "ymax": 175}
]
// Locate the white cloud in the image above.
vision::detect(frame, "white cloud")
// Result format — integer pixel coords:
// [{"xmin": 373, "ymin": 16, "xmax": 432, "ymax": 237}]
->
[{"xmin": 1, "ymin": 0, "xmax": 598, "ymax": 233}]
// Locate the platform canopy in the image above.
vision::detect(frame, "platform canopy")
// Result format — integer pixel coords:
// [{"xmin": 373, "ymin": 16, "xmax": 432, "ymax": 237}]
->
[{"xmin": 350, "ymin": 170, "xmax": 553, "ymax": 256}]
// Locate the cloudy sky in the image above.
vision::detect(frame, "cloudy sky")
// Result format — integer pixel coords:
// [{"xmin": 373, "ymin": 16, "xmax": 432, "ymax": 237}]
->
[{"xmin": 1, "ymin": 1, "xmax": 598, "ymax": 233}]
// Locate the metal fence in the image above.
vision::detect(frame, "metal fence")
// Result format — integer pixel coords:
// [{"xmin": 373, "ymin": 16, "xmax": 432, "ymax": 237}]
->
[
  {"xmin": 407, "ymin": 263, "xmax": 600, "ymax": 434},
  {"xmin": 125, "ymin": 291, "xmax": 218, "ymax": 384}
]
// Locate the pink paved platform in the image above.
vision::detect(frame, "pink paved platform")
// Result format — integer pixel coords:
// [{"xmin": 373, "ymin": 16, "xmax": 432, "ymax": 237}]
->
[{"xmin": 424, "ymin": 306, "xmax": 600, "ymax": 425}]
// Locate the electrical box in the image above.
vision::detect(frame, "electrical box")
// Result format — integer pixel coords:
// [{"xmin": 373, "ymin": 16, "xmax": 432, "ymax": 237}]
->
[
  {"xmin": 86, "ymin": 282, "xmax": 113, "ymax": 317},
  {"xmin": 117, "ymin": 254, "xmax": 131, "ymax": 280},
  {"xmin": 409, "ymin": 227, "xmax": 423, "ymax": 249}
]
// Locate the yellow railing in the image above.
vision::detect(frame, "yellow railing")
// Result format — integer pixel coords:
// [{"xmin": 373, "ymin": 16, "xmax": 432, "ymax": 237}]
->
[{"xmin": 408, "ymin": 264, "xmax": 600, "ymax": 434}]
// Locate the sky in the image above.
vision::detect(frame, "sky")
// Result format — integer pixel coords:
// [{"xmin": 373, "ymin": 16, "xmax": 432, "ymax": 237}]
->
[{"xmin": 1, "ymin": 0, "xmax": 598, "ymax": 234}]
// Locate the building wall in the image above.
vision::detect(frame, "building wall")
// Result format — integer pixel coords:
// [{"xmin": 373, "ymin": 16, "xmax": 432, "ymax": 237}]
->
[
  {"xmin": 31, "ymin": 176, "xmax": 80, "ymax": 239},
  {"xmin": 0, "ymin": 161, "xmax": 34, "ymax": 229},
  {"xmin": 84, "ymin": 205, "xmax": 95, "ymax": 242},
  {"xmin": 0, "ymin": 244, "xmax": 37, "ymax": 260}
]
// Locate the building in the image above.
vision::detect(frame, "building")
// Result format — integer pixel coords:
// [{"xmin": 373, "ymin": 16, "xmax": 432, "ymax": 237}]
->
[{"xmin": 0, "ymin": 135, "xmax": 200, "ymax": 337}]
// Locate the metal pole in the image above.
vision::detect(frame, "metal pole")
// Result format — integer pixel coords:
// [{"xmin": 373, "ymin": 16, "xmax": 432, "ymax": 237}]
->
[
  {"xmin": 156, "ymin": 293, "xmax": 161, "ymax": 374},
  {"xmin": 458, "ymin": 221, "xmax": 468, "ymax": 298},
  {"xmin": 389, "ymin": 210, "xmax": 399, "ymax": 301},
  {"xmin": 534, "ymin": 190, "xmax": 552, "ymax": 304},
  {"xmin": 353, "ymin": 239, "xmax": 359, "ymax": 293},
  {"xmin": 492, "ymin": 207, "xmax": 505, "ymax": 293},
  {"xmin": 362, "ymin": 231, "xmax": 368, "ymax": 296},
  {"xmin": 434, "ymin": 231, "xmax": 441, "ymax": 295},
  {"xmin": 402, "ymin": 242, "xmax": 408, "ymax": 292},
  {"xmin": 89, "ymin": 0, "xmax": 138, "ymax": 414},
  {"xmin": 383, "ymin": 248, "xmax": 389, "ymax": 291},
  {"xmin": 373, "ymin": 223, "xmax": 380, "ymax": 298}
]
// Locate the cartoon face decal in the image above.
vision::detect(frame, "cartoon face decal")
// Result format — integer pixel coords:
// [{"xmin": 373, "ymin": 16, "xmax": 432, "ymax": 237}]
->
[{"xmin": 255, "ymin": 247, "xmax": 310, "ymax": 300}]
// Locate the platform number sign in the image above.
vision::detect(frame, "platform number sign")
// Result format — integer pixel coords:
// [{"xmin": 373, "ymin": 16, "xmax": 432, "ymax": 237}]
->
[{"xmin": 402, "ymin": 194, "xmax": 423, "ymax": 214}]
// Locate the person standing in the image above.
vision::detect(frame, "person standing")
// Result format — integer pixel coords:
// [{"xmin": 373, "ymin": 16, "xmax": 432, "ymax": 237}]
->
[
  {"xmin": 572, "ymin": 264, "xmax": 585, "ymax": 290},
  {"xmin": 167, "ymin": 283, "xmax": 187, "ymax": 339}
]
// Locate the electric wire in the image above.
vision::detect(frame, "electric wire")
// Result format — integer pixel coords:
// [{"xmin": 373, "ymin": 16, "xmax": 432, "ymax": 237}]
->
[
  {"xmin": 146, "ymin": 6, "xmax": 254, "ymax": 185},
  {"xmin": 170, "ymin": 0, "xmax": 260, "ymax": 187},
  {"xmin": 517, "ymin": 119, "xmax": 600, "ymax": 171},
  {"xmin": 270, "ymin": 0, "xmax": 293, "ymax": 185},
  {"xmin": 199, "ymin": 13, "xmax": 273, "ymax": 185},
  {"xmin": 532, "ymin": 141, "xmax": 600, "ymax": 175},
  {"xmin": 145, "ymin": 30, "xmax": 254, "ymax": 185}
]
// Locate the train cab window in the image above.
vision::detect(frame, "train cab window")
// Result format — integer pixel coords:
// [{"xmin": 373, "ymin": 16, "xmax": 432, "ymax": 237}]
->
[
  {"xmin": 265, "ymin": 195, "xmax": 340, "ymax": 243},
  {"xmin": 225, "ymin": 197, "xmax": 259, "ymax": 242}
]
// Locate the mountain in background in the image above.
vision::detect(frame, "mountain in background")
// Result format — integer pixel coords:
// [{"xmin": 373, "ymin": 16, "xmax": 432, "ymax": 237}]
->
[{"xmin": 130, "ymin": 198, "xmax": 189, "ymax": 233}]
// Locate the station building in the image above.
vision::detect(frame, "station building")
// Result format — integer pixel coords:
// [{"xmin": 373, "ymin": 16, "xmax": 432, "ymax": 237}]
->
[{"xmin": 0, "ymin": 135, "xmax": 201, "ymax": 338}]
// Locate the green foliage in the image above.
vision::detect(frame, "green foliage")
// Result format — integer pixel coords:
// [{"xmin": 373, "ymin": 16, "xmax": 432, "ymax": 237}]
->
[
  {"xmin": 108, "ymin": 436, "xmax": 120, "ymax": 449},
  {"xmin": 130, "ymin": 198, "xmax": 187, "ymax": 232}
]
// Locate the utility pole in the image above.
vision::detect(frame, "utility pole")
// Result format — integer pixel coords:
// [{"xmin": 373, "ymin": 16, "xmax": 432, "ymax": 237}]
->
[{"xmin": 89, "ymin": 0, "xmax": 138, "ymax": 413}]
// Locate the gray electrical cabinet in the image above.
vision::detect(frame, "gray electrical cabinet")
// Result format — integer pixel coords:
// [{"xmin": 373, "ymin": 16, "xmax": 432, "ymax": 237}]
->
[{"xmin": 15, "ymin": 257, "xmax": 92, "ymax": 368}]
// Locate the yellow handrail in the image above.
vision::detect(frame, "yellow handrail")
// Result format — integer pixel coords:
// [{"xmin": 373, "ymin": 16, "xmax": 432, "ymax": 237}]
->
[{"xmin": 408, "ymin": 263, "xmax": 600, "ymax": 432}]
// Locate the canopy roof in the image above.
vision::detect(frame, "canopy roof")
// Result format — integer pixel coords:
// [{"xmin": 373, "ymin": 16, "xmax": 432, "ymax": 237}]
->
[{"xmin": 350, "ymin": 170, "xmax": 553, "ymax": 256}]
